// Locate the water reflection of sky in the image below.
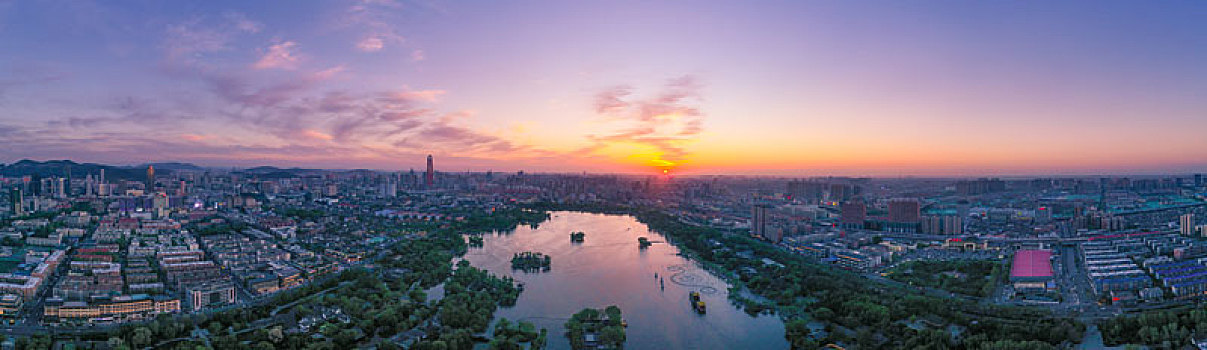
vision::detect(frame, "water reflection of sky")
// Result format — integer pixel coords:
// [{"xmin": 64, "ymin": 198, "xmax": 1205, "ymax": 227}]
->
[{"xmin": 463, "ymin": 211, "xmax": 788, "ymax": 350}]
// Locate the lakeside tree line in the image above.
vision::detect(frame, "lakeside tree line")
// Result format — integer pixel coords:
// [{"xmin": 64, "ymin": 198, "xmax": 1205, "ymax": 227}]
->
[{"xmin": 529, "ymin": 202, "xmax": 1084, "ymax": 349}]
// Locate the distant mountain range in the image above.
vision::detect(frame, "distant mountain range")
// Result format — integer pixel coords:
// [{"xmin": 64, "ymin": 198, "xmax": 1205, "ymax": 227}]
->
[
  {"xmin": 0, "ymin": 160, "xmax": 383, "ymax": 180},
  {"xmin": 234, "ymin": 166, "xmax": 327, "ymax": 179},
  {"xmin": 0, "ymin": 159, "xmax": 208, "ymax": 181},
  {"xmin": 141, "ymin": 162, "xmax": 207, "ymax": 172}
]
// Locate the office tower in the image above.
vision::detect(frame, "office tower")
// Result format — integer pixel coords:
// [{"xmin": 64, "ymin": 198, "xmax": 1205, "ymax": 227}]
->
[
  {"xmin": 32, "ymin": 175, "xmax": 43, "ymax": 196},
  {"xmin": 1182, "ymin": 214, "xmax": 1197, "ymax": 236},
  {"xmin": 146, "ymin": 165, "xmax": 155, "ymax": 190},
  {"xmin": 84, "ymin": 175, "xmax": 94, "ymax": 197},
  {"xmin": 425, "ymin": 155, "xmax": 434, "ymax": 188},
  {"xmin": 97, "ymin": 169, "xmax": 108, "ymax": 196},
  {"xmin": 1197, "ymin": 174, "xmax": 1204, "ymax": 187},
  {"xmin": 888, "ymin": 198, "xmax": 921, "ymax": 223},
  {"xmin": 840, "ymin": 201, "xmax": 867, "ymax": 229},
  {"xmin": 10, "ymin": 189, "xmax": 24, "ymax": 217},
  {"xmin": 56, "ymin": 178, "xmax": 65, "ymax": 198}
]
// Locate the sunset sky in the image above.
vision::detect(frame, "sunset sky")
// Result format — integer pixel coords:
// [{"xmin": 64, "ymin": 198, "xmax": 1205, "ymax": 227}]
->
[{"xmin": 1, "ymin": 1, "xmax": 1206, "ymax": 176}]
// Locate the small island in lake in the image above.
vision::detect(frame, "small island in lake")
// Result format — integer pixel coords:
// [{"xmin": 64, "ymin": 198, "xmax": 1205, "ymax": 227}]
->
[
  {"xmin": 565, "ymin": 305, "xmax": 626, "ymax": 350},
  {"xmin": 637, "ymin": 237, "xmax": 651, "ymax": 249},
  {"xmin": 467, "ymin": 235, "xmax": 484, "ymax": 247},
  {"xmin": 570, "ymin": 231, "xmax": 586, "ymax": 242},
  {"xmin": 511, "ymin": 251, "xmax": 552, "ymax": 272},
  {"xmin": 489, "ymin": 317, "xmax": 548, "ymax": 349}
]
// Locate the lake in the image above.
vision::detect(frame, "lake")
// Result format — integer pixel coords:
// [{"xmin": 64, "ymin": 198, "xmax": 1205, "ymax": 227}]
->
[{"xmin": 463, "ymin": 211, "xmax": 788, "ymax": 349}]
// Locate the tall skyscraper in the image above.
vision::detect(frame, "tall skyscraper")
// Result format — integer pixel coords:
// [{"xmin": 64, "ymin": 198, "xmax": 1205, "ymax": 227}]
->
[
  {"xmin": 1182, "ymin": 214, "xmax": 1197, "ymax": 236},
  {"xmin": 10, "ymin": 189, "xmax": 24, "ymax": 217},
  {"xmin": 31, "ymin": 174, "xmax": 42, "ymax": 196},
  {"xmin": 84, "ymin": 174, "xmax": 94, "ymax": 197},
  {"xmin": 425, "ymin": 155, "xmax": 434, "ymax": 188},
  {"xmin": 96, "ymin": 169, "xmax": 107, "ymax": 196},
  {"xmin": 146, "ymin": 165, "xmax": 155, "ymax": 191},
  {"xmin": 750, "ymin": 204, "xmax": 770, "ymax": 238}
]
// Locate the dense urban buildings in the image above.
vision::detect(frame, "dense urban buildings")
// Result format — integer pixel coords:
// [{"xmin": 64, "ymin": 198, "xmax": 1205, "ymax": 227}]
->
[{"xmin": 0, "ymin": 157, "xmax": 1206, "ymax": 348}]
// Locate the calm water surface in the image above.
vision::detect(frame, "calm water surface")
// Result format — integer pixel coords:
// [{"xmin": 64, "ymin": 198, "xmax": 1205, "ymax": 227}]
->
[{"xmin": 463, "ymin": 211, "xmax": 788, "ymax": 349}]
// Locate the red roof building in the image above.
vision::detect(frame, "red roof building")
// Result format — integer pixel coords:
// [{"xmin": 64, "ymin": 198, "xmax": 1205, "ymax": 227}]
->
[{"xmin": 1010, "ymin": 249, "xmax": 1053, "ymax": 282}]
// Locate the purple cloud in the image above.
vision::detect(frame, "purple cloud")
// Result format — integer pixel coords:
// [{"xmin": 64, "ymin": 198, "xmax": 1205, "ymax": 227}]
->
[
  {"xmin": 253, "ymin": 41, "xmax": 302, "ymax": 70},
  {"xmin": 582, "ymin": 75, "xmax": 707, "ymax": 167}
]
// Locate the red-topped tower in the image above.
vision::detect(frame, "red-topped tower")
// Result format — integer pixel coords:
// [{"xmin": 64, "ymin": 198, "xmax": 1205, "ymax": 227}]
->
[{"xmin": 146, "ymin": 165, "xmax": 155, "ymax": 191}]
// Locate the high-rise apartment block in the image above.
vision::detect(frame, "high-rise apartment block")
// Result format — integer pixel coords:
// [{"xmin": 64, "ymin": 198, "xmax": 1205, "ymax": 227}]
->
[{"xmin": 1182, "ymin": 214, "xmax": 1197, "ymax": 236}]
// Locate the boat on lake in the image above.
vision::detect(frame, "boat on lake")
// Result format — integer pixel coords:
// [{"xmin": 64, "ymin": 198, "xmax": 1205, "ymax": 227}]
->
[{"xmin": 689, "ymin": 291, "xmax": 706, "ymax": 313}]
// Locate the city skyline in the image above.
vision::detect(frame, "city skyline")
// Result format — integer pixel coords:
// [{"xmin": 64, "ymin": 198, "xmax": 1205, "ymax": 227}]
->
[
  {"xmin": 4, "ymin": 157, "xmax": 1207, "ymax": 179},
  {"xmin": 3, "ymin": 1, "xmax": 1207, "ymax": 176}
]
